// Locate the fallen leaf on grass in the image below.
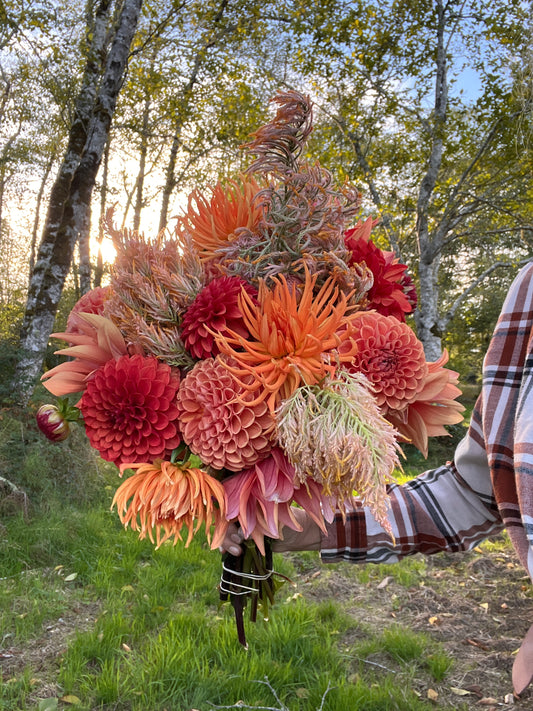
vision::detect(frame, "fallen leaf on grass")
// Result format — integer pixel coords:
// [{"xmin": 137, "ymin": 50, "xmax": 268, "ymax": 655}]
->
[
  {"xmin": 61, "ymin": 695, "xmax": 82, "ymax": 705},
  {"xmin": 377, "ymin": 576, "xmax": 392, "ymax": 589},
  {"xmin": 450, "ymin": 687, "xmax": 471, "ymax": 696},
  {"xmin": 427, "ymin": 688, "xmax": 438, "ymax": 701}
]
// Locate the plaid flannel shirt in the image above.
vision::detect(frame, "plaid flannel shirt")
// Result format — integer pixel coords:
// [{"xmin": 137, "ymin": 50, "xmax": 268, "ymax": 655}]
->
[{"xmin": 320, "ymin": 261, "xmax": 533, "ymax": 577}]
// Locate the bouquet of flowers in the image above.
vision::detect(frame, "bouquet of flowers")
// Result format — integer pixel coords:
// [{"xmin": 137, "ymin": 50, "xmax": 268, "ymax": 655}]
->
[{"xmin": 37, "ymin": 91, "xmax": 464, "ymax": 645}]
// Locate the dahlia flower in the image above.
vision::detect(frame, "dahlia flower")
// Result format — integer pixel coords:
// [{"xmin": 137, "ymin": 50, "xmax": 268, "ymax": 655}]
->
[
  {"xmin": 180, "ymin": 276, "xmax": 257, "ymax": 359},
  {"xmin": 41, "ymin": 313, "xmax": 128, "ymax": 397},
  {"xmin": 387, "ymin": 351, "xmax": 465, "ymax": 457},
  {"xmin": 112, "ymin": 459, "xmax": 227, "ymax": 549},
  {"xmin": 67, "ymin": 286, "xmax": 111, "ymax": 332},
  {"xmin": 176, "ymin": 356, "xmax": 274, "ymax": 471},
  {"xmin": 80, "ymin": 354, "xmax": 181, "ymax": 465},
  {"xmin": 344, "ymin": 312, "xmax": 428, "ymax": 412},
  {"xmin": 36, "ymin": 404, "xmax": 70, "ymax": 442},
  {"xmin": 345, "ymin": 218, "xmax": 414, "ymax": 321},
  {"xmin": 214, "ymin": 268, "xmax": 359, "ymax": 415},
  {"xmin": 177, "ymin": 177, "xmax": 263, "ymax": 261},
  {"xmin": 276, "ymin": 372, "xmax": 401, "ymax": 534},
  {"xmin": 223, "ymin": 448, "xmax": 334, "ymax": 554}
]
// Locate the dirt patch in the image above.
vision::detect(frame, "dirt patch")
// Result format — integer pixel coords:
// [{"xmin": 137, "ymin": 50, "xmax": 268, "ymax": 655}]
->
[
  {"xmin": 288, "ymin": 539, "xmax": 533, "ymax": 708},
  {"xmin": 1, "ymin": 599, "xmax": 100, "ymax": 702}
]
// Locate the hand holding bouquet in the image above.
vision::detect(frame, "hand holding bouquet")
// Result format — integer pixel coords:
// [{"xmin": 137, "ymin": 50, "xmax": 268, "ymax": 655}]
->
[{"xmin": 39, "ymin": 91, "xmax": 464, "ymax": 643}]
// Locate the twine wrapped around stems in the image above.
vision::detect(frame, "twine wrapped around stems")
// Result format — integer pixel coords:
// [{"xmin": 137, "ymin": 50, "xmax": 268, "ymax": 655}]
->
[{"xmin": 219, "ymin": 538, "xmax": 288, "ymax": 648}]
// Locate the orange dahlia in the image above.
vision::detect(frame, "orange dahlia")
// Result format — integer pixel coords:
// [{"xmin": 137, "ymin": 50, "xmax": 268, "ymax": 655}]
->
[
  {"xmin": 176, "ymin": 356, "xmax": 274, "ymax": 471},
  {"xmin": 345, "ymin": 312, "xmax": 428, "ymax": 412},
  {"xmin": 41, "ymin": 313, "xmax": 128, "ymax": 397},
  {"xmin": 387, "ymin": 351, "xmax": 465, "ymax": 457},
  {"xmin": 177, "ymin": 176, "xmax": 263, "ymax": 261},
  {"xmin": 213, "ymin": 268, "xmax": 359, "ymax": 415},
  {"xmin": 112, "ymin": 460, "xmax": 227, "ymax": 549}
]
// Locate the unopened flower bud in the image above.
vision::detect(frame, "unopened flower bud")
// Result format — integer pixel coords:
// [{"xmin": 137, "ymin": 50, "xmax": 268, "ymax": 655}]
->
[{"xmin": 36, "ymin": 404, "xmax": 70, "ymax": 442}]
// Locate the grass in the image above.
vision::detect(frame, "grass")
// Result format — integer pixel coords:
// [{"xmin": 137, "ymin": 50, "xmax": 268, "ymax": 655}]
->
[
  {"xmin": 0, "ymin": 391, "xmax": 481, "ymax": 711},
  {"xmin": 1, "ymin": 505, "xmax": 460, "ymax": 711}
]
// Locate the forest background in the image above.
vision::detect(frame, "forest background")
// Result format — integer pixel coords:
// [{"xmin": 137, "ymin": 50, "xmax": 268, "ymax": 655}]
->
[
  {"xmin": 1, "ymin": 1, "xmax": 533, "ymax": 709},
  {"xmin": 1, "ymin": 0, "xmax": 532, "ymax": 403}
]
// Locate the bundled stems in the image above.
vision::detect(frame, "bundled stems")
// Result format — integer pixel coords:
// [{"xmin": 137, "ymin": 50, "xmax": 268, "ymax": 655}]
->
[{"xmin": 219, "ymin": 538, "xmax": 277, "ymax": 648}]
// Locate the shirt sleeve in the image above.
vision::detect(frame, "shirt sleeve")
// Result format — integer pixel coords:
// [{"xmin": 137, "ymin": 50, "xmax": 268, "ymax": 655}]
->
[{"xmin": 320, "ymin": 408, "xmax": 505, "ymax": 563}]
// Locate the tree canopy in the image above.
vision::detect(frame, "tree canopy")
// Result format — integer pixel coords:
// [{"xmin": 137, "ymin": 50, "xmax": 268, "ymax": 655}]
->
[{"xmin": 0, "ymin": 0, "xmax": 531, "ymax": 398}]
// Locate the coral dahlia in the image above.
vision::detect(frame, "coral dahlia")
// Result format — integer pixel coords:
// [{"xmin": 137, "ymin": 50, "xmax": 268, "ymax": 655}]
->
[
  {"xmin": 112, "ymin": 459, "xmax": 227, "ymax": 549},
  {"xmin": 80, "ymin": 354, "xmax": 181, "ymax": 465},
  {"xmin": 67, "ymin": 286, "xmax": 111, "ymax": 332},
  {"xmin": 180, "ymin": 276, "xmax": 257, "ymax": 359},
  {"xmin": 176, "ymin": 356, "xmax": 274, "ymax": 471},
  {"xmin": 386, "ymin": 351, "xmax": 465, "ymax": 457},
  {"xmin": 345, "ymin": 312, "xmax": 428, "ymax": 412},
  {"xmin": 42, "ymin": 313, "xmax": 128, "ymax": 398}
]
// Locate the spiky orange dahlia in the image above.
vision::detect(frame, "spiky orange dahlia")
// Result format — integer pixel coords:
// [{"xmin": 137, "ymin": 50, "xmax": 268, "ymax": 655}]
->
[
  {"xmin": 177, "ymin": 177, "xmax": 263, "ymax": 261},
  {"xmin": 112, "ymin": 460, "xmax": 227, "ymax": 549},
  {"xmin": 213, "ymin": 269, "xmax": 359, "ymax": 414}
]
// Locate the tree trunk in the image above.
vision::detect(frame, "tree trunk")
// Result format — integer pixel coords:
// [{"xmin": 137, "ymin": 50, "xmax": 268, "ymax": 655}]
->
[
  {"xmin": 15, "ymin": 0, "xmax": 143, "ymax": 401},
  {"xmin": 94, "ymin": 138, "xmax": 110, "ymax": 288},
  {"xmin": 29, "ymin": 154, "xmax": 55, "ymax": 276},
  {"xmin": 133, "ymin": 90, "xmax": 151, "ymax": 232},
  {"xmin": 413, "ymin": 0, "xmax": 448, "ymax": 361}
]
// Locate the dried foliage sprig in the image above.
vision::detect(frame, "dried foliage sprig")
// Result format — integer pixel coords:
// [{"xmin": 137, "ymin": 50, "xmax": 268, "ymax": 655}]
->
[{"xmin": 276, "ymin": 370, "xmax": 401, "ymax": 534}]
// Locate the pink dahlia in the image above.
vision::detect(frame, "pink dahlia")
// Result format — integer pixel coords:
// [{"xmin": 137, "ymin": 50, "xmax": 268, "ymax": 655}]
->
[
  {"xmin": 67, "ymin": 286, "xmax": 111, "ymax": 332},
  {"xmin": 345, "ymin": 312, "xmax": 428, "ymax": 412},
  {"xmin": 223, "ymin": 447, "xmax": 333, "ymax": 554},
  {"xmin": 180, "ymin": 276, "xmax": 257, "ymax": 359},
  {"xmin": 176, "ymin": 356, "xmax": 274, "ymax": 471},
  {"xmin": 42, "ymin": 313, "xmax": 128, "ymax": 398},
  {"xmin": 80, "ymin": 354, "xmax": 181, "ymax": 465},
  {"xmin": 344, "ymin": 218, "xmax": 414, "ymax": 321}
]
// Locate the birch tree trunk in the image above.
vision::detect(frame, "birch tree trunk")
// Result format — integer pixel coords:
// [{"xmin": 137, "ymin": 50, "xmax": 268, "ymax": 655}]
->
[
  {"xmin": 413, "ymin": 0, "xmax": 448, "ymax": 361},
  {"xmin": 15, "ymin": 0, "xmax": 143, "ymax": 401}
]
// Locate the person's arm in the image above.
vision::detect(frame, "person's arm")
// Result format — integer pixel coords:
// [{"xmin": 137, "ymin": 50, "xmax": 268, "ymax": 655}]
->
[{"xmin": 220, "ymin": 402, "xmax": 505, "ymax": 559}]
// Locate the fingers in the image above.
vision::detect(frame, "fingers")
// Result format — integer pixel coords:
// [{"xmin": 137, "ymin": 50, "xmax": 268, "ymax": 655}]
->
[{"xmin": 219, "ymin": 523, "xmax": 244, "ymax": 556}]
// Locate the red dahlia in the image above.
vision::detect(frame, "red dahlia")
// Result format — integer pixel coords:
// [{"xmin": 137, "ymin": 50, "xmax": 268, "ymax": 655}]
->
[
  {"xmin": 180, "ymin": 276, "xmax": 257, "ymax": 359},
  {"xmin": 80, "ymin": 354, "xmax": 181, "ymax": 465},
  {"xmin": 344, "ymin": 218, "xmax": 414, "ymax": 321}
]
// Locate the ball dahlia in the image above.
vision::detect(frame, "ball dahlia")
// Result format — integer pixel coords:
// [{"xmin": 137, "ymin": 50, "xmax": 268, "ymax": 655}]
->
[
  {"xmin": 180, "ymin": 276, "xmax": 257, "ymax": 359},
  {"xmin": 345, "ymin": 312, "xmax": 428, "ymax": 412},
  {"xmin": 176, "ymin": 356, "xmax": 274, "ymax": 471},
  {"xmin": 80, "ymin": 354, "xmax": 181, "ymax": 465}
]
